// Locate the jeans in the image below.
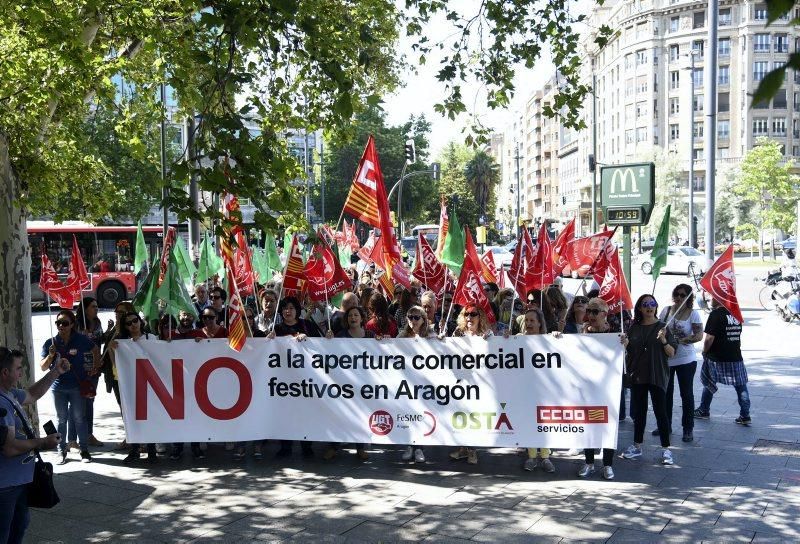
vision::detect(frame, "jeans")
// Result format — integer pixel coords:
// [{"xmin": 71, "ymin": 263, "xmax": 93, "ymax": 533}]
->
[
  {"xmin": 0, "ymin": 485, "xmax": 29, "ymax": 544},
  {"xmin": 585, "ymin": 448, "xmax": 614, "ymax": 467},
  {"xmin": 67, "ymin": 397, "xmax": 94, "ymax": 441},
  {"xmin": 53, "ymin": 387, "xmax": 88, "ymax": 452},
  {"xmin": 699, "ymin": 383, "xmax": 751, "ymax": 418},
  {"xmin": 665, "ymin": 362, "xmax": 697, "ymax": 432},
  {"xmin": 631, "ymin": 384, "xmax": 670, "ymax": 447}
]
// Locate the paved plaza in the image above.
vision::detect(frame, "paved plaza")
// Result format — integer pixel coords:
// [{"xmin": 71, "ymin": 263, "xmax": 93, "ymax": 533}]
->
[{"xmin": 22, "ymin": 267, "xmax": 800, "ymax": 543}]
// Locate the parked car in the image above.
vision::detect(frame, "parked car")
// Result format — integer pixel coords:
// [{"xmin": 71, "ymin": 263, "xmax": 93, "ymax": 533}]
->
[
  {"xmin": 484, "ymin": 246, "xmax": 514, "ymax": 268},
  {"xmin": 638, "ymin": 246, "xmax": 707, "ymax": 275}
]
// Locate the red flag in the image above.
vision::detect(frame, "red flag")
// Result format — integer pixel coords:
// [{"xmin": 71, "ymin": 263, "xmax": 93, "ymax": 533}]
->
[
  {"xmin": 369, "ymin": 238, "xmax": 410, "ymax": 293},
  {"xmin": 225, "ymin": 266, "xmax": 247, "ymax": 352},
  {"xmin": 526, "ymin": 223, "xmax": 556, "ymax": 291},
  {"xmin": 220, "ymin": 193, "xmax": 256, "ymax": 295},
  {"xmin": 39, "ymin": 253, "xmax": 74, "ymax": 308},
  {"xmin": 303, "ymin": 235, "xmax": 352, "ymax": 302},
  {"xmin": 282, "ymin": 234, "xmax": 306, "ymax": 297},
  {"xmin": 598, "ymin": 247, "xmax": 633, "ymax": 314},
  {"xmin": 344, "ymin": 219, "xmax": 360, "ymax": 251},
  {"xmin": 464, "ymin": 227, "xmax": 495, "ymax": 283},
  {"xmin": 157, "ymin": 227, "xmax": 177, "ymax": 287},
  {"xmin": 65, "ymin": 235, "xmax": 91, "ymax": 298},
  {"xmin": 436, "ymin": 196, "xmax": 449, "ymax": 258},
  {"xmin": 452, "ymin": 256, "xmax": 496, "ymax": 324},
  {"xmin": 357, "ymin": 231, "xmax": 376, "ymax": 264},
  {"xmin": 412, "ymin": 233, "xmax": 448, "ymax": 294},
  {"xmin": 566, "ymin": 229, "xmax": 615, "ymax": 277},
  {"xmin": 552, "ymin": 218, "xmax": 575, "ymax": 274},
  {"xmin": 700, "ymin": 245, "xmax": 743, "ymax": 323},
  {"xmin": 508, "ymin": 230, "xmax": 532, "ymax": 300},
  {"xmin": 480, "ymin": 251, "xmax": 499, "ymax": 284}
]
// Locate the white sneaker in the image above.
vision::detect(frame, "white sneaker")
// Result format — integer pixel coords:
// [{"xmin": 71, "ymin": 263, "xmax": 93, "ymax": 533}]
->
[
  {"xmin": 523, "ymin": 458, "xmax": 537, "ymax": 471},
  {"xmin": 602, "ymin": 466, "xmax": 615, "ymax": 480},
  {"xmin": 661, "ymin": 449, "xmax": 674, "ymax": 465},
  {"xmin": 414, "ymin": 448, "xmax": 425, "ymax": 463},
  {"xmin": 577, "ymin": 463, "xmax": 595, "ymax": 477},
  {"xmin": 621, "ymin": 444, "xmax": 643, "ymax": 459},
  {"xmin": 540, "ymin": 458, "xmax": 556, "ymax": 473},
  {"xmin": 564, "ymin": 448, "xmax": 582, "ymax": 456},
  {"xmin": 401, "ymin": 446, "xmax": 414, "ymax": 461}
]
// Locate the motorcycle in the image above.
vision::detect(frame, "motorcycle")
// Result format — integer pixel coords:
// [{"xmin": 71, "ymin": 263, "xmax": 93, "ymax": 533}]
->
[{"xmin": 774, "ymin": 275, "xmax": 800, "ymax": 322}]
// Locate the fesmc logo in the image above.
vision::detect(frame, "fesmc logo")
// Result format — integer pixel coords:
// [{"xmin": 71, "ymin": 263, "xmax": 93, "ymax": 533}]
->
[
  {"xmin": 451, "ymin": 403, "xmax": 513, "ymax": 433},
  {"xmin": 368, "ymin": 410, "xmax": 437, "ymax": 436}
]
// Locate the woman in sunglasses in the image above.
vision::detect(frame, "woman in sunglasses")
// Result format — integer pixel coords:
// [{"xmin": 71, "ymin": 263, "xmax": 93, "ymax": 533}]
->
[
  {"xmin": 39, "ymin": 310, "xmax": 101, "ymax": 464},
  {"xmin": 653, "ymin": 284, "xmax": 702, "ymax": 443},
  {"xmin": 620, "ymin": 294, "xmax": 678, "ymax": 466},
  {"xmin": 563, "ymin": 296, "xmax": 589, "ymax": 334},
  {"xmin": 195, "ymin": 309, "xmax": 228, "ymax": 339},
  {"xmin": 449, "ymin": 304, "xmax": 492, "ymax": 465}
]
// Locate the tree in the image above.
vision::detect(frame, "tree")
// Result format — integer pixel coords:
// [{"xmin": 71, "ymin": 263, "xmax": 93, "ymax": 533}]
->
[
  {"xmin": 637, "ymin": 148, "xmax": 687, "ymax": 241},
  {"xmin": 464, "ymin": 151, "xmax": 500, "ymax": 223},
  {"xmin": 435, "ymin": 142, "xmax": 480, "ymax": 228},
  {"xmin": 733, "ymin": 138, "xmax": 798, "ymax": 260}
]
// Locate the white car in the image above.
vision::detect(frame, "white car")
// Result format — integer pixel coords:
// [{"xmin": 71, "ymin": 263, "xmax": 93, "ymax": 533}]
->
[
  {"xmin": 485, "ymin": 246, "xmax": 514, "ymax": 268},
  {"xmin": 639, "ymin": 246, "xmax": 707, "ymax": 276}
]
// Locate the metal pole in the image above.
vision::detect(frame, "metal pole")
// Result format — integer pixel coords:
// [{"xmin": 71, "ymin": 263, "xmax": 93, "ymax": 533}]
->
[
  {"xmin": 187, "ymin": 115, "xmax": 200, "ymax": 259},
  {"xmin": 320, "ymin": 136, "xmax": 325, "ymax": 224},
  {"xmin": 591, "ymin": 73, "xmax": 598, "ymax": 232},
  {"xmin": 160, "ymin": 83, "xmax": 169, "ymax": 239},
  {"xmin": 304, "ymin": 129, "xmax": 310, "ymax": 220},
  {"xmin": 623, "ymin": 226, "xmax": 632, "ymax": 293},
  {"xmin": 688, "ymin": 52, "xmax": 695, "ymax": 248},
  {"xmin": 515, "ymin": 142, "xmax": 521, "ymax": 237},
  {"xmin": 704, "ymin": 0, "xmax": 718, "ymax": 263}
]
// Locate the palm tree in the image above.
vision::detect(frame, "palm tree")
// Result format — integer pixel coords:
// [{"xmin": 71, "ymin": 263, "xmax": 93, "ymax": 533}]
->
[{"xmin": 464, "ymin": 151, "xmax": 500, "ymax": 223}]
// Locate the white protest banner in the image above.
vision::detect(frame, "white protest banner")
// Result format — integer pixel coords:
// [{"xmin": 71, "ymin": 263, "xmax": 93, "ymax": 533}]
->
[{"xmin": 115, "ymin": 335, "xmax": 622, "ymax": 448}]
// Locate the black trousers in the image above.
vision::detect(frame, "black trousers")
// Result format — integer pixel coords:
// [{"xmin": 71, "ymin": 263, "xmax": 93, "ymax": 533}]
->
[
  {"xmin": 585, "ymin": 448, "xmax": 615, "ymax": 467},
  {"xmin": 631, "ymin": 383, "xmax": 670, "ymax": 447},
  {"xmin": 665, "ymin": 362, "xmax": 696, "ymax": 433}
]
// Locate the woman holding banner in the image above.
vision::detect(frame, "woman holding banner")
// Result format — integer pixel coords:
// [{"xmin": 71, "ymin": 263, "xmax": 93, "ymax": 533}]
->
[
  {"xmin": 575, "ymin": 298, "xmax": 616, "ymax": 480},
  {"xmin": 449, "ymin": 304, "xmax": 493, "ymax": 465},
  {"xmin": 654, "ymin": 284, "xmax": 702, "ymax": 443},
  {"xmin": 398, "ymin": 305, "xmax": 434, "ymax": 463},
  {"xmin": 620, "ymin": 295, "xmax": 678, "ymax": 466},
  {"xmin": 365, "ymin": 293, "xmax": 398, "ymax": 339}
]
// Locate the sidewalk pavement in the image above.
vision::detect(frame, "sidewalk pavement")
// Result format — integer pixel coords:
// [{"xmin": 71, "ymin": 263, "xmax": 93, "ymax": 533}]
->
[{"xmin": 24, "ymin": 308, "xmax": 800, "ymax": 543}]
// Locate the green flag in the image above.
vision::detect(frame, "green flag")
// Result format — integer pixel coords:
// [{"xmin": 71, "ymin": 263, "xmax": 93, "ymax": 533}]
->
[
  {"xmin": 173, "ymin": 237, "xmax": 197, "ymax": 291},
  {"xmin": 156, "ymin": 248, "xmax": 199, "ymax": 321},
  {"xmin": 132, "ymin": 250, "xmax": 161, "ymax": 328},
  {"xmin": 265, "ymin": 233, "xmax": 282, "ymax": 274},
  {"xmin": 337, "ymin": 242, "xmax": 351, "ymax": 267},
  {"xmin": 197, "ymin": 232, "xmax": 223, "ymax": 282},
  {"xmin": 134, "ymin": 221, "xmax": 149, "ymax": 274},
  {"xmin": 651, "ymin": 204, "xmax": 671, "ymax": 281},
  {"xmin": 440, "ymin": 211, "xmax": 465, "ymax": 276},
  {"xmin": 251, "ymin": 248, "xmax": 271, "ymax": 284}
]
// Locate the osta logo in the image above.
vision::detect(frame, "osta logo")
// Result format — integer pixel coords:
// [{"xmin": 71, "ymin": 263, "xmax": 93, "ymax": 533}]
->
[{"xmin": 369, "ymin": 410, "xmax": 394, "ymax": 435}]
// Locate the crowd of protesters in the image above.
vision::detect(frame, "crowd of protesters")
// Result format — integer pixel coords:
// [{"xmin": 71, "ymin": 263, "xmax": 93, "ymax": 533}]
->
[{"xmin": 0, "ymin": 256, "xmax": 752, "ymax": 542}]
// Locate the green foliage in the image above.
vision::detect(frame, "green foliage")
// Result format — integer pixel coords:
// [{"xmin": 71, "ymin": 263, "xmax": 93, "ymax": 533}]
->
[
  {"xmin": 317, "ymin": 108, "xmax": 435, "ymax": 228},
  {"xmin": 637, "ymin": 148, "xmax": 687, "ymax": 239},
  {"xmin": 751, "ymin": 2, "xmax": 800, "ymax": 103},
  {"xmin": 464, "ymin": 150, "xmax": 500, "ymax": 220},
  {"xmin": 733, "ymin": 137, "xmax": 798, "ymax": 235},
  {"xmin": 435, "ymin": 141, "xmax": 480, "ymax": 228}
]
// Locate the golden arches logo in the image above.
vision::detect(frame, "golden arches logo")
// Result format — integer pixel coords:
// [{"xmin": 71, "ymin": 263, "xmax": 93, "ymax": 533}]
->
[{"xmin": 608, "ymin": 168, "xmax": 639, "ymax": 194}]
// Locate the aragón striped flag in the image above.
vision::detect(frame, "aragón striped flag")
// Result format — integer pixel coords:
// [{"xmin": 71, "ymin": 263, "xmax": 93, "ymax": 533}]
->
[
  {"xmin": 700, "ymin": 245, "xmax": 743, "ymax": 323},
  {"xmin": 225, "ymin": 266, "xmax": 247, "ymax": 352},
  {"xmin": 282, "ymin": 234, "xmax": 306, "ymax": 297}
]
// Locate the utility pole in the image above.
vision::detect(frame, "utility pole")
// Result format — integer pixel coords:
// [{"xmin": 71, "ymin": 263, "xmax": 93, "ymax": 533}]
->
[
  {"xmin": 687, "ymin": 51, "xmax": 697, "ymax": 248},
  {"xmin": 186, "ymin": 115, "xmax": 200, "ymax": 259},
  {"xmin": 704, "ymin": 0, "xmax": 719, "ymax": 262},
  {"xmin": 591, "ymin": 73, "xmax": 598, "ymax": 232},
  {"xmin": 319, "ymin": 135, "xmax": 325, "ymax": 224},
  {"xmin": 159, "ymin": 83, "xmax": 169, "ymax": 240},
  {"xmin": 514, "ymin": 141, "xmax": 521, "ymax": 238},
  {"xmin": 303, "ymin": 129, "xmax": 310, "ymax": 220}
]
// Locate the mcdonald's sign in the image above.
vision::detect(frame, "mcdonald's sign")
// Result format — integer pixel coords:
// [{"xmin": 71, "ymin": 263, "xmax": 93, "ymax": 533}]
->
[{"xmin": 600, "ymin": 163, "xmax": 655, "ymax": 226}]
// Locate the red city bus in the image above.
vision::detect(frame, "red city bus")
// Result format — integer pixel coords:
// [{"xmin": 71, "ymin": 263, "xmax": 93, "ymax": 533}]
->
[{"xmin": 29, "ymin": 221, "xmax": 165, "ymax": 308}]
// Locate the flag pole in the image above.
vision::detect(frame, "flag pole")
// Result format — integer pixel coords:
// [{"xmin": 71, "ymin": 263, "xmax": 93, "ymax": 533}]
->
[
  {"xmin": 46, "ymin": 293, "xmax": 56, "ymax": 347},
  {"xmin": 270, "ymin": 235, "xmax": 295, "ymax": 335},
  {"xmin": 663, "ymin": 290, "xmax": 691, "ymax": 328},
  {"xmin": 572, "ymin": 226, "xmax": 620, "ymax": 298}
]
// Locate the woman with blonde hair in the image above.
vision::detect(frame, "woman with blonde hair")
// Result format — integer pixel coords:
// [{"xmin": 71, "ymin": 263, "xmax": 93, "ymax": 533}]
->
[{"xmin": 398, "ymin": 305, "xmax": 433, "ymax": 463}]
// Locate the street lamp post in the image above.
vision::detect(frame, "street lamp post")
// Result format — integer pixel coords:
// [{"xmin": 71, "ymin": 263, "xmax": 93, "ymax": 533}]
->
[
  {"xmin": 686, "ymin": 50, "xmax": 699, "ymax": 248},
  {"xmin": 514, "ymin": 142, "xmax": 521, "ymax": 238}
]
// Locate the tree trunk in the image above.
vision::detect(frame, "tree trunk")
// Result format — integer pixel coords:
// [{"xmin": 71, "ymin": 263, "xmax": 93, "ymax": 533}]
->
[{"xmin": 0, "ymin": 132, "xmax": 38, "ymax": 425}]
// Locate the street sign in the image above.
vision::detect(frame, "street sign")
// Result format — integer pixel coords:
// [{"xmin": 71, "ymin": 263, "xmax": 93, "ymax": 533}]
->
[{"xmin": 600, "ymin": 163, "xmax": 655, "ymax": 226}]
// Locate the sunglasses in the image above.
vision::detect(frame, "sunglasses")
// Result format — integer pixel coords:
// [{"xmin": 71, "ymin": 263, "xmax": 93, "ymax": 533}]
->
[
  {"xmin": 673, "ymin": 292, "xmax": 688, "ymax": 298},
  {"xmin": 407, "ymin": 315, "xmax": 423, "ymax": 321},
  {"xmin": 125, "ymin": 319, "xmax": 139, "ymax": 326},
  {"xmin": 574, "ymin": 298, "xmax": 588, "ymax": 304},
  {"xmin": 464, "ymin": 311, "xmax": 479, "ymax": 318},
  {"xmin": 640, "ymin": 300, "xmax": 658, "ymax": 308},
  {"xmin": 586, "ymin": 308, "xmax": 603, "ymax": 315},
  {"xmin": 55, "ymin": 320, "xmax": 72, "ymax": 327},
  {"xmin": 202, "ymin": 315, "xmax": 216, "ymax": 320},
  {"xmin": 210, "ymin": 295, "xmax": 222, "ymax": 300}
]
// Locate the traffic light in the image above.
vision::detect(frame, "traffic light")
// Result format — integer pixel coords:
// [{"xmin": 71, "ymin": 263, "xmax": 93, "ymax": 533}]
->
[
  {"xmin": 431, "ymin": 162, "xmax": 440, "ymax": 180},
  {"xmin": 404, "ymin": 139, "xmax": 416, "ymax": 165},
  {"xmin": 562, "ymin": 195, "xmax": 567, "ymax": 205},
  {"xmin": 588, "ymin": 154, "xmax": 596, "ymax": 173}
]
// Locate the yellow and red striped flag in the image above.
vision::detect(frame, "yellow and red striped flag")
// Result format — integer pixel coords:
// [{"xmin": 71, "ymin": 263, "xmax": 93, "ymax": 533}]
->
[
  {"xmin": 224, "ymin": 265, "xmax": 247, "ymax": 352},
  {"xmin": 436, "ymin": 195, "xmax": 449, "ymax": 258}
]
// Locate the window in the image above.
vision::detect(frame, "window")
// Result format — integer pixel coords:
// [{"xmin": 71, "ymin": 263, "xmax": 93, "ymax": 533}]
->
[
  {"xmin": 692, "ymin": 40, "xmax": 705, "ymax": 59},
  {"xmin": 754, "ymin": 61, "xmax": 769, "ymax": 81},
  {"xmin": 753, "ymin": 96, "xmax": 770, "ymax": 109},
  {"xmin": 636, "ymin": 127, "xmax": 648, "ymax": 142},
  {"xmin": 794, "ymin": 92, "xmax": 800, "ymax": 111},
  {"xmin": 774, "ymin": 89, "xmax": 787, "ymax": 109},
  {"xmin": 693, "ymin": 122, "xmax": 704, "ymax": 138},
  {"xmin": 754, "ymin": 34, "xmax": 770, "ymax": 53},
  {"xmin": 636, "ymin": 101, "xmax": 647, "ymax": 118},
  {"xmin": 625, "ymin": 103, "xmax": 635, "ymax": 120},
  {"xmin": 773, "ymin": 118, "xmax": 787, "ymax": 136},
  {"xmin": 693, "ymin": 11, "xmax": 705, "ymax": 29},
  {"xmin": 625, "ymin": 54, "xmax": 633, "ymax": 70},
  {"xmin": 693, "ymin": 68, "xmax": 704, "ymax": 88},
  {"xmin": 753, "ymin": 118, "xmax": 769, "ymax": 136},
  {"xmin": 776, "ymin": 34, "xmax": 789, "ymax": 53},
  {"xmin": 670, "ymin": 71, "xmax": 680, "ymax": 90},
  {"xmin": 719, "ymin": 8, "xmax": 732, "ymax": 26},
  {"xmin": 670, "ymin": 16, "xmax": 679, "ymax": 33},
  {"xmin": 636, "ymin": 49, "xmax": 648, "ymax": 65},
  {"xmin": 694, "ymin": 94, "xmax": 704, "ymax": 113},
  {"xmin": 718, "ymin": 120, "xmax": 730, "ymax": 139},
  {"xmin": 626, "ymin": 78, "xmax": 635, "ymax": 97},
  {"xmin": 693, "ymin": 175, "xmax": 705, "ymax": 192},
  {"xmin": 718, "ymin": 92, "xmax": 730, "ymax": 113},
  {"xmin": 636, "ymin": 75, "xmax": 648, "ymax": 94},
  {"xmin": 754, "ymin": 3, "xmax": 768, "ymax": 21},
  {"xmin": 718, "ymin": 66, "xmax": 730, "ymax": 85},
  {"xmin": 670, "ymin": 124, "xmax": 680, "ymax": 141},
  {"xmin": 625, "ymin": 129, "xmax": 634, "ymax": 144},
  {"xmin": 669, "ymin": 97, "xmax": 680, "ymax": 115},
  {"xmin": 718, "ymin": 37, "xmax": 731, "ymax": 57},
  {"xmin": 669, "ymin": 44, "xmax": 680, "ymax": 62},
  {"xmin": 693, "ymin": 148, "xmax": 704, "ymax": 160},
  {"xmin": 794, "ymin": 146, "xmax": 800, "ymax": 157},
  {"xmin": 774, "ymin": 60, "xmax": 787, "ymax": 70}
]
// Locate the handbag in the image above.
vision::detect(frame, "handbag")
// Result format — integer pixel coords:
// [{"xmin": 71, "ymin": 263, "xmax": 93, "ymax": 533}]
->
[{"xmin": 0, "ymin": 394, "xmax": 60, "ymax": 508}]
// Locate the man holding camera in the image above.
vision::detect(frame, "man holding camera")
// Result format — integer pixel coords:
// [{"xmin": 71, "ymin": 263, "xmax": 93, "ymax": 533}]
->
[{"xmin": 1, "ymin": 346, "xmax": 68, "ymax": 544}]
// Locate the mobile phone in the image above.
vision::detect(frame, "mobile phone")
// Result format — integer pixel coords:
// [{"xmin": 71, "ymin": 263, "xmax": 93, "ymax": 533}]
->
[{"xmin": 43, "ymin": 420, "xmax": 57, "ymax": 436}]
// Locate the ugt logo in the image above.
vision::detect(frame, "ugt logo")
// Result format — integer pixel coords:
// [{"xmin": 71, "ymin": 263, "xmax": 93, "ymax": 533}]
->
[
  {"xmin": 451, "ymin": 403, "xmax": 513, "ymax": 431},
  {"xmin": 368, "ymin": 410, "xmax": 394, "ymax": 435}
]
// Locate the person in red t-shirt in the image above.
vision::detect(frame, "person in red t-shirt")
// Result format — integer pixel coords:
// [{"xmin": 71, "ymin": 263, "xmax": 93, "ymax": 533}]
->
[
  {"xmin": 194, "ymin": 309, "xmax": 228, "ymax": 339},
  {"xmin": 364, "ymin": 292, "xmax": 398, "ymax": 339}
]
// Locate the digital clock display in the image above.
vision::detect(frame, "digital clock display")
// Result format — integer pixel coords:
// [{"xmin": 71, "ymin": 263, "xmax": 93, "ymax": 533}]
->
[{"xmin": 607, "ymin": 207, "xmax": 644, "ymax": 225}]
